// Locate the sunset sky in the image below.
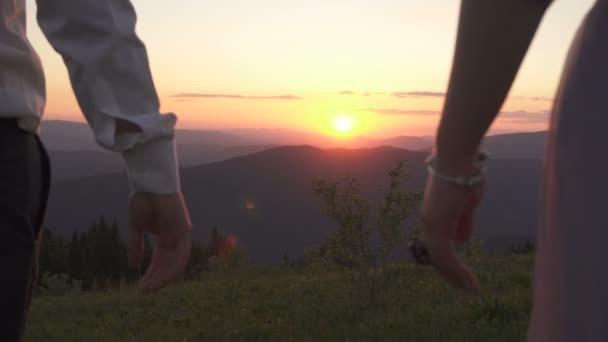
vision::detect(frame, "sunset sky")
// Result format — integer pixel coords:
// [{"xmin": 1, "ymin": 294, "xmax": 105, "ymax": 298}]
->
[{"xmin": 26, "ymin": 0, "xmax": 594, "ymax": 137}]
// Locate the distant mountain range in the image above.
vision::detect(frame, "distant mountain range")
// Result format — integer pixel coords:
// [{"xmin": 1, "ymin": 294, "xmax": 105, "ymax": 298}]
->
[
  {"xmin": 222, "ymin": 128, "xmax": 435, "ymax": 151},
  {"xmin": 42, "ymin": 120, "xmax": 546, "ymax": 263},
  {"xmin": 40, "ymin": 120, "xmax": 547, "ymax": 180},
  {"xmin": 40, "ymin": 120, "xmax": 435, "ymax": 151},
  {"xmin": 45, "ymin": 146, "xmax": 542, "ymax": 263},
  {"xmin": 419, "ymin": 131, "xmax": 547, "ymax": 159},
  {"xmin": 46, "ymin": 145, "xmax": 275, "ymax": 180},
  {"xmin": 482, "ymin": 131, "xmax": 546, "ymax": 159},
  {"xmin": 41, "ymin": 121, "xmax": 276, "ymax": 180},
  {"xmin": 40, "ymin": 120, "xmax": 268, "ymax": 151}
]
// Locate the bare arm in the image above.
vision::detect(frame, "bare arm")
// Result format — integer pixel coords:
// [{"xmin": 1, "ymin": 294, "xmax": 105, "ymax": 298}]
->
[
  {"xmin": 436, "ymin": 0, "xmax": 553, "ymax": 174},
  {"xmin": 419, "ymin": 0, "xmax": 555, "ymax": 293}
]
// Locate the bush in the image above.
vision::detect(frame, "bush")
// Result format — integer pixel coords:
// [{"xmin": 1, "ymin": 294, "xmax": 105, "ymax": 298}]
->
[
  {"xmin": 457, "ymin": 239, "xmax": 485, "ymax": 260},
  {"xmin": 510, "ymin": 240, "xmax": 535, "ymax": 254},
  {"xmin": 313, "ymin": 160, "xmax": 421, "ymax": 270},
  {"xmin": 207, "ymin": 247, "xmax": 250, "ymax": 274},
  {"xmin": 312, "ymin": 161, "xmax": 422, "ymax": 306},
  {"xmin": 36, "ymin": 272, "xmax": 81, "ymax": 296}
]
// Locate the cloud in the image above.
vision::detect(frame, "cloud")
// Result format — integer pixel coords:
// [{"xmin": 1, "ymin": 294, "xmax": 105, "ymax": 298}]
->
[
  {"xmin": 365, "ymin": 108, "xmax": 440, "ymax": 116},
  {"xmin": 342, "ymin": 91, "xmax": 551, "ymax": 101},
  {"xmin": 498, "ymin": 110, "xmax": 550, "ymax": 123},
  {"xmin": 392, "ymin": 91, "xmax": 446, "ymax": 98},
  {"xmin": 339, "ymin": 91, "xmax": 386, "ymax": 96},
  {"xmin": 512, "ymin": 95, "xmax": 554, "ymax": 102},
  {"xmin": 529, "ymin": 96, "xmax": 553, "ymax": 102},
  {"xmin": 172, "ymin": 93, "xmax": 303, "ymax": 100},
  {"xmin": 366, "ymin": 108, "xmax": 550, "ymax": 123}
]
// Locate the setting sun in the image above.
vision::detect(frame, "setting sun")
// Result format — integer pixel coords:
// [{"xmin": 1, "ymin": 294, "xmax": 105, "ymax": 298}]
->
[{"xmin": 334, "ymin": 116, "xmax": 355, "ymax": 133}]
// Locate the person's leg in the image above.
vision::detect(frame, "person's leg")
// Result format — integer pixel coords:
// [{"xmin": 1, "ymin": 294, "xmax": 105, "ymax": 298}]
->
[
  {"xmin": 528, "ymin": 2, "xmax": 608, "ymax": 341},
  {"xmin": 0, "ymin": 119, "xmax": 50, "ymax": 341}
]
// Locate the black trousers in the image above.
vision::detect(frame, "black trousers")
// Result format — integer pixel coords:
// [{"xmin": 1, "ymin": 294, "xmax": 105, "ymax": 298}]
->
[{"xmin": 0, "ymin": 119, "xmax": 50, "ymax": 341}]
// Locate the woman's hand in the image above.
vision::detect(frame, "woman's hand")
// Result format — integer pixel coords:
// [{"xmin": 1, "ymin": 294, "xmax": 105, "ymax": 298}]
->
[{"xmin": 419, "ymin": 169, "xmax": 484, "ymax": 294}]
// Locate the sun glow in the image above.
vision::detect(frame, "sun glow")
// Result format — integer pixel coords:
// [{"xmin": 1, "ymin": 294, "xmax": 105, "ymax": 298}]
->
[{"xmin": 334, "ymin": 115, "xmax": 355, "ymax": 133}]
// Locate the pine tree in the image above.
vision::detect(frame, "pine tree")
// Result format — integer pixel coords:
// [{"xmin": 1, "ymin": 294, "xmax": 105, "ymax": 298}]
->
[
  {"xmin": 80, "ymin": 223, "xmax": 95, "ymax": 291},
  {"xmin": 108, "ymin": 220, "xmax": 126, "ymax": 287},
  {"xmin": 187, "ymin": 239, "xmax": 209, "ymax": 278},
  {"xmin": 209, "ymin": 226, "xmax": 224, "ymax": 257},
  {"xmin": 67, "ymin": 231, "xmax": 81, "ymax": 282},
  {"xmin": 37, "ymin": 228, "xmax": 54, "ymax": 285}
]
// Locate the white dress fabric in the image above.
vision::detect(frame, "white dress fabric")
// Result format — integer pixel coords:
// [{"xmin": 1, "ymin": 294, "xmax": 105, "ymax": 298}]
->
[{"xmin": 528, "ymin": 1, "xmax": 608, "ymax": 341}]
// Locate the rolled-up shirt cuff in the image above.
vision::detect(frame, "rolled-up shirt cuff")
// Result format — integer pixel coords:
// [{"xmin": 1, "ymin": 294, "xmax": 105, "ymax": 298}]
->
[{"xmin": 121, "ymin": 137, "xmax": 181, "ymax": 193}]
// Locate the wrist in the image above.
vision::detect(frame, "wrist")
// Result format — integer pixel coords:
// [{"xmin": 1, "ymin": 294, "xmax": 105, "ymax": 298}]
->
[
  {"xmin": 432, "ymin": 148, "xmax": 482, "ymax": 177},
  {"xmin": 435, "ymin": 157, "xmax": 480, "ymax": 178}
]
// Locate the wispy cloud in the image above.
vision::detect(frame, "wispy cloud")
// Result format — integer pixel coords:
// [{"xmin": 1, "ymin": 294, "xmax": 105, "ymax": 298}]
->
[
  {"xmin": 498, "ymin": 110, "xmax": 550, "ymax": 123},
  {"xmin": 512, "ymin": 95, "xmax": 554, "ymax": 102},
  {"xmin": 340, "ymin": 91, "xmax": 426, "ymax": 97},
  {"xmin": 366, "ymin": 108, "xmax": 550, "ymax": 123},
  {"xmin": 365, "ymin": 108, "xmax": 439, "ymax": 116},
  {"xmin": 172, "ymin": 93, "xmax": 303, "ymax": 100},
  {"xmin": 529, "ymin": 96, "xmax": 553, "ymax": 102},
  {"xmin": 339, "ymin": 91, "xmax": 387, "ymax": 96},
  {"xmin": 342, "ymin": 91, "xmax": 551, "ymax": 102},
  {"xmin": 392, "ymin": 91, "xmax": 445, "ymax": 98}
]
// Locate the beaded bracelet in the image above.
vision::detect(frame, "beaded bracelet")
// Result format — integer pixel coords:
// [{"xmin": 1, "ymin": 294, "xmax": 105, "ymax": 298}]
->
[{"xmin": 424, "ymin": 151, "xmax": 488, "ymax": 189}]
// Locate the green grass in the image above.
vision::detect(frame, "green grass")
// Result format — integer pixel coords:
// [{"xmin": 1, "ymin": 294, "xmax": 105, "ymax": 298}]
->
[{"xmin": 25, "ymin": 253, "xmax": 534, "ymax": 342}]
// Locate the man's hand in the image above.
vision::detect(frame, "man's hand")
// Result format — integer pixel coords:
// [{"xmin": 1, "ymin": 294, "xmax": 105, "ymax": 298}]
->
[
  {"xmin": 127, "ymin": 192, "xmax": 192, "ymax": 293},
  {"xmin": 420, "ymin": 172, "xmax": 483, "ymax": 294}
]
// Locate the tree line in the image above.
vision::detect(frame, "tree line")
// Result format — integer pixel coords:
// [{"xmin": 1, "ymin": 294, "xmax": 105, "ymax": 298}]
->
[{"xmin": 38, "ymin": 217, "xmax": 229, "ymax": 292}]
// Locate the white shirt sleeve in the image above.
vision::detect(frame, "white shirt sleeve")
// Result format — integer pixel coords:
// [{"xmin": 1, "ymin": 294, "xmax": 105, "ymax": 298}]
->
[{"xmin": 36, "ymin": 0, "xmax": 180, "ymax": 193}]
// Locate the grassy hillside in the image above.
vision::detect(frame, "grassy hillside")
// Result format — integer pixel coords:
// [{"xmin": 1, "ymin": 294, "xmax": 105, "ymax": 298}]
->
[{"xmin": 26, "ymin": 252, "xmax": 534, "ymax": 342}]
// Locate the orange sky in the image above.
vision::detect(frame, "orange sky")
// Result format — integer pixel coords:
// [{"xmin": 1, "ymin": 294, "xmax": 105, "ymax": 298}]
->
[{"xmin": 26, "ymin": 0, "xmax": 594, "ymax": 137}]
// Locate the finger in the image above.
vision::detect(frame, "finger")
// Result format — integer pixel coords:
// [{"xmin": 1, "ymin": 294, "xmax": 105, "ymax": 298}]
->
[
  {"xmin": 138, "ymin": 230, "xmax": 191, "ymax": 293},
  {"xmin": 457, "ymin": 186, "xmax": 484, "ymax": 242},
  {"xmin": 137, "ymin": 235, "xmax": 158, "ymax": 286},
  {"xmin": 139, "ymin": 238, "xmax": 190, "ymax": 293},
  {"xmin": 128, "ymin": 193, "xmax": 152, "ymax": 269},
  {"xmin": 423, "ymin": 231, "xmax": 480, "ymax": 293},
  {"xmin": 454, "ymin": 200, "xmax": 475, "ymax": 243}
]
